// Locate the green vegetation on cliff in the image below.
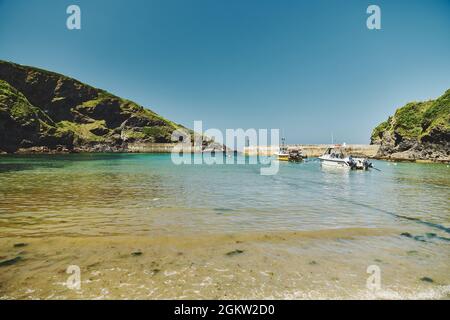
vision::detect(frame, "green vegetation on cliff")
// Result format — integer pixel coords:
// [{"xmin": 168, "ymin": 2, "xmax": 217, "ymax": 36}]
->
[
  {"xmin": 371, "ymin": 89, "xmax": 449, "ymax": 161},
  {"xmin": 0, "ymin": 60, "xmax": 185, "ymax": 153},
  {"xmin": 1, "ymin": 80, "xmax": 33, "ymax": 123},
  {"xmin": 371, "ymin": 90, "xmax": 449, "ymax": 143},
  {"xmin": 421, "ymin": 90, "xmax": 450, "ymax": 135}
]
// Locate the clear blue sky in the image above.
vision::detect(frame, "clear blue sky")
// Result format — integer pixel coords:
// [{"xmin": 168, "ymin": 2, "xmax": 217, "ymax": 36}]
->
[{"xmin": 0, "ymin": 0, "xmax": 449, "ymax": 144}]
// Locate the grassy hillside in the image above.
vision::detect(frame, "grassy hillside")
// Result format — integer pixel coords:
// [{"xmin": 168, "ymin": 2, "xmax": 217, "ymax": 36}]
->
[
  {"xmin": 371, "ymin": 89, "xmax": 449, "ymax": 161},
  {"xmin": 0, "ymin": 60, "xmax": 185, "ymax": 152},
  {"xmin": 371, "ymin": 89, "xmax": 449, "ymax": 143}
]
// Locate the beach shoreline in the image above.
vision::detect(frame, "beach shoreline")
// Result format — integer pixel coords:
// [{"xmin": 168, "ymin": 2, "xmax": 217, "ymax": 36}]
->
[
  {"xmin": 3, "ymin": 145, "xmax": 449, "ymax": 164},
  {"xmin": 1, "ymin": 228, "xmax": 448, "ymax": 300}
]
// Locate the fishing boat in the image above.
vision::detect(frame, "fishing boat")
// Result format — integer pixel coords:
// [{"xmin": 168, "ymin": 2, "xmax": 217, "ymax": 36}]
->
[
  {"xmin": 287, "ymin": 147, "xmax": 307, "ymax": 162},
  {"xmin": 274, "ymin": 139, "xmax": 307, "ymax": 162},
  {"xmin": 274, "ymin": 138, "xmax": 289, "ymax": 161},
  {"xmin": 319, "ymin": 145, "xmax": 373, "ymax": 170},
  {"xmin": 275, "ymin": 148, "xmax": 289, "ymax": 161}
]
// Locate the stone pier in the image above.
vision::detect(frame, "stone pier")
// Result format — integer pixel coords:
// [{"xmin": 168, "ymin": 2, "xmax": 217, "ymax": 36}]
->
[{"xmin": 244, "ymin": 144, "xmax": 380, "ymax": 158}]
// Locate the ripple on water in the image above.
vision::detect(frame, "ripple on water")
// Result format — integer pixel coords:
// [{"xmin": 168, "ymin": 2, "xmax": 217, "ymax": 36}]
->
[{"xmin": 0, "ymin": 154, "xmax": 449, "ymax": 299}]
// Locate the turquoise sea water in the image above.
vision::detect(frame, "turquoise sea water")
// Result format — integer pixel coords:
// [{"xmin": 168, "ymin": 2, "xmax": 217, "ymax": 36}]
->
[{"xmin": 0, "ymin": 154, "xmax": 449, "ymax": 299}]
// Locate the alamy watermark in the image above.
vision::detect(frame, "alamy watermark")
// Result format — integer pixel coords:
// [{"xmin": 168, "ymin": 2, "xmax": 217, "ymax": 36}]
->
[
  {"xmin": 366, "ymin": 264, "xmax": 381, "ymax": 293},
  {"xmin": 66, "ymin": 5, "xmax": 382, "ymax": 31},
  {"xmin": 66, "ymin": 265, "xmax": 81, "ymax": 290},
  {"xmin": 170, "ymin": 121, "xmax": 281, "ymax": 175},
  {"xmin": 66, "ymin": 5, "xmax": 81, "ymax": 30},
  {"xmin": 367, "ymin": 5, "xmax": 381, "ymax": 30}
]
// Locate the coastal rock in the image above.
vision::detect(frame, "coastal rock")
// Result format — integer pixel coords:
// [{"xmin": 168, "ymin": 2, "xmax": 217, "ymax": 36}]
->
[
  {"xmin": 226, "ymin": 249, "xmax": 244, "ymax": 257},
  {"xmin": 400, "ymin": 232, "xmax": 412, "ymax": 238},
  {"xmin": 0, "ymin": 256, "xmax": 22, "ymax": 267},
  {"xmin": 0, "ymin": 60, "xmax": 185, "ymax": 153},
  {"xmin": 371, "ymin": 89, "xmax": 450, "ymax": 162},
  {"xmin": 420, "ymin": 277, "xmax": 434, "ymax": 283},
  {"xmin": 13, "ymin": 243, "xmax": 28, "ymax": 248}
]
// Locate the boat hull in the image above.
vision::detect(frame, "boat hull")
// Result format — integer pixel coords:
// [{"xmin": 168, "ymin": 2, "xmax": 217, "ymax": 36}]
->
[
  {"xmin": 319, "ymin": 146, "xmax": 372, "ymax": 170},
  {"xmin": 275, "ymin": 152, "xmax": 290, "ymax": 161},
  {"xmin": 319, "ymin": 158, "xmax": 371, "ymax": 170},
  {"xmin": 319, "ymin": 158, "xmax": 350, "ymax": 168},
  {"xmin": 277, "ymin": 155, "xmax": 289, "ymax": 161}
]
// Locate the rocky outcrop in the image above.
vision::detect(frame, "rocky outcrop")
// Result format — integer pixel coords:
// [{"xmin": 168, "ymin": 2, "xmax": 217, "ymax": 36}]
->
[
  {"xmin": 0, "ymin": 60, "xmax": 185, "ymax": 153},
  {"xmin": 371, "ymin": 89, "xmax": 449, "ymax": 162}
]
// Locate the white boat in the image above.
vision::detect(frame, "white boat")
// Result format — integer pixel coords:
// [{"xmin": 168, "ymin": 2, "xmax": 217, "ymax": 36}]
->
[{"xmin": 319, "ymin": 145, "xmax": 372, "ymax": 170}]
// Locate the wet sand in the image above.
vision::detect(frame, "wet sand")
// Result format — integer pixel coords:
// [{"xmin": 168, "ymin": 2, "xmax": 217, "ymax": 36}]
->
[{"xmin": 1, "ymin": 228, "xmax": 449, "ymax": 299}]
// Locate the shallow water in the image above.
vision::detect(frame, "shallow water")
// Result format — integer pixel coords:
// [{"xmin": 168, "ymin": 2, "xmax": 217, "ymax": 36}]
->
[{"xmin": 0, "ymin": 154, "xmax": 449, "ymax": 299}]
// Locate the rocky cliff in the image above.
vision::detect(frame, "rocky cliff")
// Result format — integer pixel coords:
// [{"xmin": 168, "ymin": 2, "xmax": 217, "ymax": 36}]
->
[
  {"xmin": 0, "ymin": 60, "xmax": 185, "ymax": 153},
  {"xmin": 371, "ymin": 89, "xmax": 449, "ymax": 162}
]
